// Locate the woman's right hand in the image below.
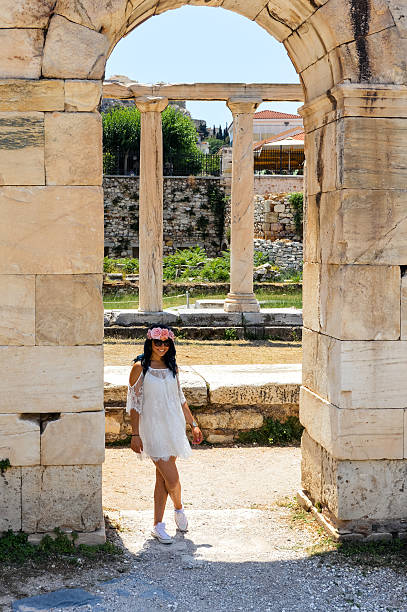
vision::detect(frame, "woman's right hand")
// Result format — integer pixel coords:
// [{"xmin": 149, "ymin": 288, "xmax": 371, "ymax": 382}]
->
[{"xmin": 131, "ymin": 435, "xmax": 143, "ymax": 454}]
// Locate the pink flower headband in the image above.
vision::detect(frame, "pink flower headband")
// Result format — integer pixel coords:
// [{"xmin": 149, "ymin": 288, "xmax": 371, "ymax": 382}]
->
[{"xmin": 147, "ymin": 327, "xmax": 175, "ymax": 341}]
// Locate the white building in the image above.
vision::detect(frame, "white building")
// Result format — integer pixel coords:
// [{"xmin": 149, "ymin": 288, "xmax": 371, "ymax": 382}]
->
[{"xmin": 228, "ymin": 109, "xmax": 303, "ymax": 144}]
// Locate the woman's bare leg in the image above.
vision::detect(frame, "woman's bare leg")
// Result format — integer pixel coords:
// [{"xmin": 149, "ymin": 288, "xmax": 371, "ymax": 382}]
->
[
  {"xmin": 153, "ymin": 466, "xmax": 168, "ymax": 525},
  {"xmin": 154, "ymin": 457, "xmax": 182, "ymax": 511}
]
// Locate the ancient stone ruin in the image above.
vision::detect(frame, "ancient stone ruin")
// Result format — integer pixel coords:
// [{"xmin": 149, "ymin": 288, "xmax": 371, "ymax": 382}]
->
[{"xmin": 1, "ymin": 0, "xmax": 407, "ymax": 542}]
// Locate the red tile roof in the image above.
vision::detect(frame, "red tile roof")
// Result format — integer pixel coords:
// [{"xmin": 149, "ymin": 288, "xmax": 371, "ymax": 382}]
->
[
  {"xmin": 254, "ymin": 110, "xmax": 301, "ymax": 119},
  {"xmin": 253, "ymin": 128, "xmax": 304, "ymax": 151}
]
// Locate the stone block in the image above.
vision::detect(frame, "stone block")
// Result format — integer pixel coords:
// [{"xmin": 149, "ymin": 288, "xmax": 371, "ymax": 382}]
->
[
  {"xmin": 55, "ymin": 0, "xmax": 128, "ymax": 40},
  {"xmin": 302, "ymin": 328, "xmax": 407, "ymax": 409},
  {"xmin": 321, "ymin": 453, "xmax": 407, "ymax": 521},
  {"xmin": 196, "ymin": 412, "xmax": 230, "ymax": 430},
  {"xmin": 306, "ymin": 121, "xmax": 338, "ymax": 196},
  {"xmin": 105, "ymin": 413, "xmax": 122, "ymax": 434},
  {"xmin": 192, "ymin": 364, "xmax": 301, "ymax": 405},
  {"xmin": 0, "ymin": 275, "xmax": 35, "ymax": 345},
  {"xmin": 301, "ymin": 430, "xmax": 322, "ymax": 504},
  {"xmin": 0, "ymin": 112, "xmax": 44, "ymax": 185},
  {"xmin": 0, "ymin": 186, "xmax": 103, "ymax": 274},
  {"xmin": 305, "ymin": 263, "xmax": 401, "ymax": 340},
  {"xmin": 0, "ymin": 346, "xmax": 103, "ymax": 414},
  {"xmin": 45, "ymin": 112, "xmax": 102, "ymax": 185},
  {"xmin": 302, "ymin": 263, "xmax": 320, "ymax": 332},
  {"xmin": 0, "ymin": 29, "xmax": 43, "ymax": 79},
  {"xmin": 300, "ymin": 386, "xmax": 404, "ymax": 460},
  {"xmin": 0, "ymin": 467, "xmax": 21, "ymax": 532},
  {"xmin": 22, "ymin": 465, "xmax": 102, "ymax": 532},
  {"xmin": 341, "ymin": 117, "xmax": 407, "ymax": 190},
  {"xmin": 41, "ymin": 412, "xmax": 105, "ymax": 465},
  {"xmin": 65, "ymin": 80, "xmax": 102, "ymax": 112},
  {"xmin": 273, "ymin": 203, "xmax": 285, "ymax": 213},
  {"xmin": 0, "ymin": 80, "xmax": 64, "ymax": 112},
  {"xmin": 402, "ymin": 273, "xmax": 407, "ymax": 340},
  {"xmin": 0, "ymin": 414, "xmax": 40, "ymax": 466},
  {"xmin": 205, "ymin": 433, "xmax": 234, "ymax": 444},
  {"xmin": 35, "ymin": 274, "xmax": 103, "ymax": 345},
  {"xmin": 42, "ymin": 16, "xmax": 109, "ymax": 79},
  {"xmin": 229, "ymin": 409, "xmax": 263, "ymax": 430},
  {"xmin": 311, "ymin": 189, "xmax": 407, "ymax": 265},
  {"xmin": 405, "ymin": 410, "xmax": 407, "ymax": 459},
  {"xmin": 0, "ymin": 0, "xmax": 54, "ymax": 27}
]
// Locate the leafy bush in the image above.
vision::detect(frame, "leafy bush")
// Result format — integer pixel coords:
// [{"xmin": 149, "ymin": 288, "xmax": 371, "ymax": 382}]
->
[
  {"xmin": 238, "ymin": 416, "xmax": 304, "ymax": 446},
  {"xmin": 288, "ymin": 192, "xmax": 304, "ymax": 237},
  {"xmin": 103, "ymin": 257, "xmax": 117, "ymax": 273},
  {"xmin": 254, "ymin": 251, "xmax": 269, "ymax": 266}
]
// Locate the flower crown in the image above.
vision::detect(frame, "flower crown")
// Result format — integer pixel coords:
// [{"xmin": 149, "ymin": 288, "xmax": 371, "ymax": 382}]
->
[{"xmin": 147, "ymin": 327, "xmax": 175, "ymax": 341}]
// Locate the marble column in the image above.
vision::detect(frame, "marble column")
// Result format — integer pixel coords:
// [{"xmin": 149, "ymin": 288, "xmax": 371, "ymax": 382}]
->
[
  {"xmin": 135, "ymin": 96, "xmax": 168, "ymax": 312},
  {"xmin": 224, "ymin": 98, "xmax": 261, "ymax": 313}
]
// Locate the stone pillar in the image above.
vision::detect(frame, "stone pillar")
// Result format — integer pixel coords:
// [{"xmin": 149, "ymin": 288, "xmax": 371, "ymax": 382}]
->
[
  {"xmin": 224, "ymin": 98, "xmax": 261, "ymax": 313},
  {"xmin": 0, "ymin": 78, "xmax": 105, "ymax": 542},
  {"xmin": 135, "ymin": 96, "xmax": 168, "ymax": 313},
  {"xmin": 298, "ymin": 84, "xmax": 407, "ymax": 541}
]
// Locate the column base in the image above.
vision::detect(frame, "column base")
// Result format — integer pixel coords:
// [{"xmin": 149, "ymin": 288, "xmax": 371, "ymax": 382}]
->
[{"xmin": 223, "ymin": 293, "xmax": 260, "ymax": 313}]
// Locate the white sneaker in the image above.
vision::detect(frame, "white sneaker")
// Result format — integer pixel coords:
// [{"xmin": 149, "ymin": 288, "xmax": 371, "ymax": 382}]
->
[
  {"xmin": 174, "ymin": 507, "xmax": 188, "ymax": 532},
  {"xmin": 151, "ymin": 522, "xmax": 173, "ymax": 544}
]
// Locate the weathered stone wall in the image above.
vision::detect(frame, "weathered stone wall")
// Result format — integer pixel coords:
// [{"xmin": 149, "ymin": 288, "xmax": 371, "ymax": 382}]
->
[
  {"xmin": 254, "ymin": 175, "xmax": 304, "ymax": 196},
  {"xmin": 104, "ymin": 176, "xmax": 229, "ymax": 257},
  {"xmin": 254, "ymin": 193, "xmax": 302, "ymax": 241},
  {"xmin": 254, "ymin": 239, "xmax": 303, "ymax": 272}
]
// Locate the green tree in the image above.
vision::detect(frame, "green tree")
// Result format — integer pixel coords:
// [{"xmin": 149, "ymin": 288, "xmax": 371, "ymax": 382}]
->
[
  {"xmin": 102, "ymin": 105, "xmax": 201, "ymax": 174},
  {"xmin": 102, "ymin": 105, "xmax": 140, "ymax": 174},
  {"xmin": 161, "ymin": 105, "xmax": 200, "ymax": 158},
  {"xmin": 207, "ymin": 137, "xmax": 224, "ymax": 154}
]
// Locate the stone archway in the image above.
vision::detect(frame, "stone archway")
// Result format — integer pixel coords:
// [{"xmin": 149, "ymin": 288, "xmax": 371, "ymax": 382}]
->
[{"xmin": 0, "ymin": 0, "xmax": 406, "ymax": 542}]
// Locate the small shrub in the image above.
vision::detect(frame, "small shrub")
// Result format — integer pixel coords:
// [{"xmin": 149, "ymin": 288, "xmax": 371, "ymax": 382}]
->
[
  {"xmin": 0, "ymin": 458, "xmax": 11, "ymax": 474},
  {"xmin": 288, "ymin": 192, "xmax": 304, "ymax": 238},
  {"xmin": 254, "ymin": 251, "xmax": 269, "ymax": 266},
  {"xmin": 238, "ymin": 416, "xmax": 304, "ymax": 446},
  {"xmin": 224, "ymin": 328, "xmax": 238, "ymax": 341},
  {"xmin": 103, "ymin": 257, "xmax": 117, "ymax": 273}
]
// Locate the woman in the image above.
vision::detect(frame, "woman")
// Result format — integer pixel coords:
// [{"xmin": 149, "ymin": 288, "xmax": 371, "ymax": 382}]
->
[{"xmin": 126, "ymin": 325, "xmax": 203, "ymax": 545}]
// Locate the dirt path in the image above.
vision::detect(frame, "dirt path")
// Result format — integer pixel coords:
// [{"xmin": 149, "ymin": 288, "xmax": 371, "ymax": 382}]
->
[
  {"xmin": 102, "ymin": 446, "xmax": 301, "ymax": 512},
  {"xmin": 104, "ymin": 338, "xmax": 302, "ymax": 366}
]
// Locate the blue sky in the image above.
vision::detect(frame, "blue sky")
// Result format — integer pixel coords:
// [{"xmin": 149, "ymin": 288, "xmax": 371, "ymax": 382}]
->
[{"xmin": 106, "ymin": 6, "xmax": 302, "ymax": 128}]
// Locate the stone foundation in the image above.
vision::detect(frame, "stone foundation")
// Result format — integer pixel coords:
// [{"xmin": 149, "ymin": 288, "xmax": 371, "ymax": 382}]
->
[{"xmin": 298, "ymin": 431, "xmax": 407, "ymax": 541}]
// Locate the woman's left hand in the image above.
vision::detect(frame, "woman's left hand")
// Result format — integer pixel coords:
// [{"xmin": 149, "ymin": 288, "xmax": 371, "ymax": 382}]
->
[{"xmin": 192, "ymin": 426, "xmax": 203, "ymax": 445}]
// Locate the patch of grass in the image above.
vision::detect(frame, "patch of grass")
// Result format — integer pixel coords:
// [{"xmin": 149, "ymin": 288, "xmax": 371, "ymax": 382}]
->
[
  {"xmin": 104, "ymin": 290, "xmax": 302, "ymax": 310},
  {"xmin": 0, "ymin": 458, "xmax": 11, "ymax": 474},
  {"xmin": 238, "ymin": 416, "xmax": 304, "ymax": 446},
  {"xmin": 106, "ymin": 435, "xmax": 132, "ymax": 448},
  {"xmin": 337, "ymin": 539, "xmax": 407, "ymax": 570},
  {"xmin": 0, "ymin": 528, "xmax": 122, "ymax": 565},
  {"xmin": 224, "ymin": 328, "xmax": 238, "ymax": 340}
]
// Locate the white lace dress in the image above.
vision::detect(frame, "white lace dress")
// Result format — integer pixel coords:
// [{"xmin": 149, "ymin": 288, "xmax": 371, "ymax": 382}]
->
[{"xmin": 126, "ymin": 367, "xmax": 192, "ymax": 462}]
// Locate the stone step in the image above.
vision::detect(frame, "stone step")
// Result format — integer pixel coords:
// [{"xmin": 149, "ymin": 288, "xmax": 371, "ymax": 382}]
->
[
  {"xmin": 104, "ymin": 307, "xmax": 303, "ymax": 328},
  {"xmin": 104, "ymin": 325, "xmax": 301, "ymax": 340}
]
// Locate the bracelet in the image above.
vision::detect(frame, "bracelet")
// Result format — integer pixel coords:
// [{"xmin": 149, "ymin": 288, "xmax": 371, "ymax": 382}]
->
[
  {"xmin": 191, "ymin": 420, "xmax": 199, "ymax": 428},
  {"xmin": 131, "ymin": 434, "xmax": 140, "ymax": 437}
]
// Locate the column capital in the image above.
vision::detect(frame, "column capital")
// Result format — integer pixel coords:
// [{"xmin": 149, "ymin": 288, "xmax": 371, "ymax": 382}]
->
[
  {"xmin": 227, "ymin": 97, "xmax": 262, "ymax": 115},
  {"xmin": 135, "ymin": 96, "xmax": 168, "ymax": 113}
]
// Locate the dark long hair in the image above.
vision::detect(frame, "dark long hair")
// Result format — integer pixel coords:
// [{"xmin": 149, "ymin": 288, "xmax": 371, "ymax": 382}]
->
[{"xmin": 133, "ymin": 325, "xmax": 177, "ymax": 377}]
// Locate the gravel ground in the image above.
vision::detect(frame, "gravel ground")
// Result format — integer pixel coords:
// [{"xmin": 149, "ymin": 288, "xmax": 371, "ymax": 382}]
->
[{"xmin": 5, "ymin": 447, "xmax": 407, "ymax": 612}]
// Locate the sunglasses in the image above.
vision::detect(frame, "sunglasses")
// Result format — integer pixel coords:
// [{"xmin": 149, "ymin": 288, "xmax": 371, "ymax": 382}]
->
[{"xmin": 152, "ymin": 339, "xmax": 171, "ymax": 347}]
